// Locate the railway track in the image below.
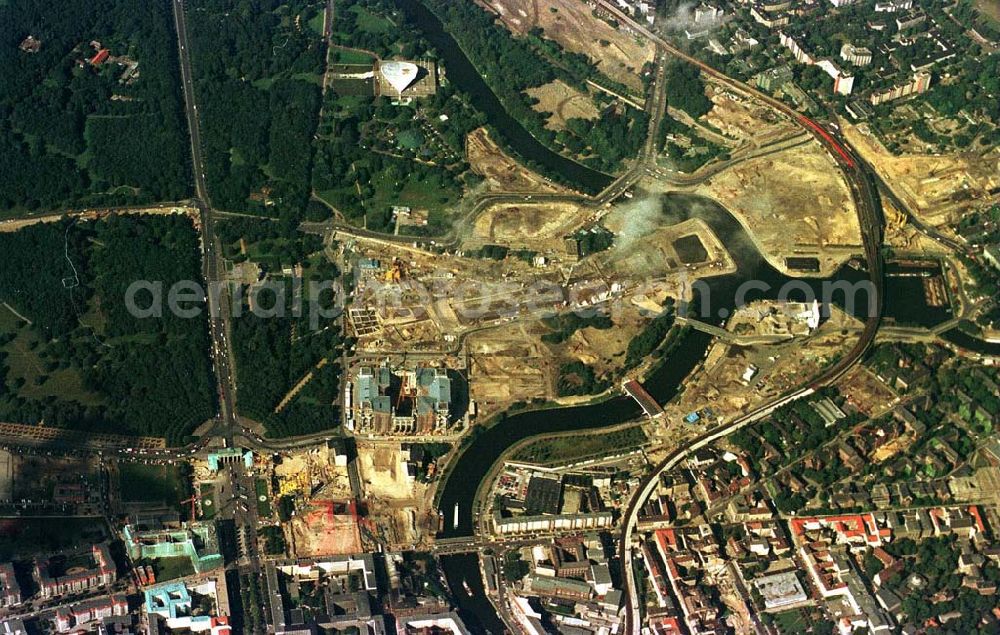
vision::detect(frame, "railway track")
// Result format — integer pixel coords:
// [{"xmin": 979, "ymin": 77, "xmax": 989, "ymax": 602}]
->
[{"xmin": 594, "ymin": 4, "xmax": 887, "ymax": 632}]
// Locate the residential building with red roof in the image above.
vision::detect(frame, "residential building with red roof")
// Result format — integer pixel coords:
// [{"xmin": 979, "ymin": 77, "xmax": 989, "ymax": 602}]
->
[
  {"xmin": 35, "ymin": 543, "xmax": 116, "ymax": 600},
  {"xmin": 89, "ymin": 49, "xmax": 110, "ymax": 66}
]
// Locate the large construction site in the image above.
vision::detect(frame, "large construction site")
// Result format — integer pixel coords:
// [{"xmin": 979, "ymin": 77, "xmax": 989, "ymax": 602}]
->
[
  {"xmin": 656, "ymin": 302, "xmax": 862, "ymax": 439},
  {"xmin": 844, "ymin": 122, "xmax": 1000, "ymax": 227},
  {"xmin": 339, "ymin": 186, "xmax": 739, "ymax": 419},
  {"xmin": 689, "ymin": 142, "xmax": 862, "ymax": 277},
  {"xmin": 200, "ymin": 440, "xmax": 444, "ymax": 558}
]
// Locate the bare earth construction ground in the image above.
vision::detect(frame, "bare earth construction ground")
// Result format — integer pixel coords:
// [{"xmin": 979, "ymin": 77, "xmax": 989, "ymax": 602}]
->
[
  {"xmin": 685, "ymin": 141, "xmax": 863, "ymax": 276},
  {"xmin": 466, "ymin": 127, "xmax": 569, "ymax": 194},
  {"xmin": 469, "ymin": 200, "xmax": 587, "ymax": 251},
  {"xmin": 844, "ymin": 122, "xmax": 1000, "ymax": 227},
  {"xmin": 480, "ymin": 0, "xmax": 654, "ymax": 92},
  {"xmin": 703, "ymin": 86, "xmax": 796, "ymax": 145},
  {"xmin": 657, "ymin": 305, "xmax": 862, "ymax": 437}
]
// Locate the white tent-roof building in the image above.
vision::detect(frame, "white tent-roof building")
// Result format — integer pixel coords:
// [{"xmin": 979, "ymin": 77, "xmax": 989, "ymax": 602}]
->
[{"xmin": 379, "ymin": 60, "xmax": 419, "ymax": 95}]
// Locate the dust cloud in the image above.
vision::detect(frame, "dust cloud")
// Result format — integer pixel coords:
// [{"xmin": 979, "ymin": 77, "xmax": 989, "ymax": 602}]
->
[
  {"xmin": 657, "ymin": 1, "xmax": 725, "ymax": 36},
  {"xmin": 612, "ymin": 196, "xmax": 666, "ymax": 256}
]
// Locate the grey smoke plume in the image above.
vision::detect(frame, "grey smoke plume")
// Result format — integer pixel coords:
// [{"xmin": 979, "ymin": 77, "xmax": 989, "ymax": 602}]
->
[
  {"xmin": 658, "ymin": 1, "xmax": 724, "ymax": 36},
  {"xmin": 610, "ymin": 196, "xmax": 666, "ymax": 256},
  {"xmin": 660, "ymin": 1, "xmax": 698, "ymax": 32}
]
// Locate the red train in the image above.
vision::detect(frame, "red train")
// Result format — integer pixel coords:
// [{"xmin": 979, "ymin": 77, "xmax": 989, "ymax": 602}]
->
[{"xmin": 798, "ymin": 115, "xmax": 855, "ymax": 169}]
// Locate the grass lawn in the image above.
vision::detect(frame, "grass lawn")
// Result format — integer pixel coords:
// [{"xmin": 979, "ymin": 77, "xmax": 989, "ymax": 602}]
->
[
  {"xmin": 975, "ymin": 0, "xmax": 1000, "ymax": 24},
  {"xmin": 251, "ymin": 77, "xmax": 276, "ymax": 91},
  {"xmin": 397, "ymin": 128, "xmax": 425, "ymax": 150},
  {"xmin": 327, "ymin": 76, "xmax": 373, "ymax": 96},
  {"xmin": 199, "ymin": 483, "xmax": 216, "ymax": 520},
  {"xmin": 239, "ymin": 236, "xmax": 305, "ymax": 265},
  {"xmin": 330, "ymin": 49, "xmax": 375, "ymax": 65},
  {"xmin": 349, "ymin": 5, "xmax": 393, "ymax": 33},
  {"xmin": 771, "ymin": 608, "xmax": 814, "ymax": 634},
  {"xmin": 255, "ymin": 479, "xmax": 272, "ymax": 518},
  {"xmin": 763, "ymin": 480, "xmax": 779, "ymax": 499},
  {"xmin": 0, "ymin": 305, "xmax": 22, "ymax": 331},
  {"xmin": 0, "ymin": 309, "xmax": 101, "ymax": 406},
  {"xmin": 120, "ymin": 463, "xmax": 186, "ymax": 504},
  {"xmin": 291, "ymin": 71, "xmax": 325, "ymax": 86},
  {"xmin": 367, "ymin": 170, "xmax": 460, "ymax": 211},
  {"xmin": 307, "ymin": 8, "xmax": 326, "ymax": 34},
  {"xmin": 146, "ymin": 556, "xmax": 194, "ymax": 582}
]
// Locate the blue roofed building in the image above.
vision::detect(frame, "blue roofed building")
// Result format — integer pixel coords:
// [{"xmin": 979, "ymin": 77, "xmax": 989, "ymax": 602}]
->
[
  {"xmin": 145, "ymin": 583, "xmax": 191, "ymax": 623},
  {"xmin": 350, "ymin": 365, "xmax": 457, "ymax": 436}
]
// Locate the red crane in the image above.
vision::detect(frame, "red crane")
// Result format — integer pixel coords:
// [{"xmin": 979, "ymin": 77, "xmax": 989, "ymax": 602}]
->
[{"xmin": 180, "ymin": 495, "xmax": 197, "ymax": 520}]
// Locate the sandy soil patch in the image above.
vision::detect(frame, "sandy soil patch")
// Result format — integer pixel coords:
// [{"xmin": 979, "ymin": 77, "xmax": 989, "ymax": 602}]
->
[
  {"xmin": 351, "ymin": 442, "xmax": 435, "ymax": 548},
  {"xmin": 0, "ymin": 207, "xmax": 194, "ymax": 233},
  {"xmin": 469, "ymin": 200, "xmax": 588, "ymax": 249},
  {"xmin": 466, "ymin": 322, "xmax": 553, "ymax": 415},
  {"xmin": 466, "ymin": 127, "xmax": 568, "ymax": 194},
  {"xmin": 290, "ymin": 502, "xmax": 362, "ymax": 557},
  {"xmin": 703, "ymin": 86, "xmax": 796, "ymax": 144},
  {"xmin": 837, "ymin": 365, "xmax": 898, "ymax": 417},
  {"xmin": 482, "ymin": 0, "xmax": 654, "ymax": 91},
  {"xmin": 526, "ymin": 80, "xmax": 600, "ymax": 130},
  {"xmin": 601, "ymin": 215, "xmax": 733, "ymax": 279},
  {"xmin": 694, "ymin": 141, "xmax": 861, "ymax": 276},
  {"xmin": 975, "ymin": 0, "xmax": 1000, "ymax": 22},
  {"xmin": 357, "ymin": 446, "xmax": 420, "ymax": 501},
  {"xmin": 843, "ymin": 122, "xmax": 1000, "ymax": 227},
  {"xmin": 658, "ymin": 306, "xmax": 861, "ymax": 432}
]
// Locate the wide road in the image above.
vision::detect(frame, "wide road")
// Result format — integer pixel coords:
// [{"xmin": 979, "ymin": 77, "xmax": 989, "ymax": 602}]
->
[
  {"xmin": 593, "ymin": 4, "xmax": 886, "ymax": 632},
  {"xmin": 171, "ymin": 0, "xmax": 239, "ymax": 443},
  {"xmin": 171, "ymin": 1, "xmax": 267, "ymax": 631}
]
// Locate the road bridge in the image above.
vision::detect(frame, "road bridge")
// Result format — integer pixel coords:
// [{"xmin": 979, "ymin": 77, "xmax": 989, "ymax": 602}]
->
[{"xmin": 675, "ymin": 316, "xmax": 794, "ymax": 346}]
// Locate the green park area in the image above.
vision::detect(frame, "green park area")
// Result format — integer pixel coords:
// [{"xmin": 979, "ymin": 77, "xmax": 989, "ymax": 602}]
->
[
  {"xmin": 0, "ymin": 215, "xmax": 217, "ymax": 444},
  {"xmin": 143, "ymin": 555, "xmax": 195, "ymax": 582},
  {"xmin": 0, "ymin": 0, "xmax": 191, "ymax": 215},
  {"xmin": 769, "ymin": 608, "xmax": 822, "ymax": 635},
  {"xmin": 217, "ymin": 218, "xmax": 345, "ymax": 438},
  {"xmin": 0, "ymin": 307, "xmax": 101, "ymax": 408},
  {"xmin": 259, "ymin": 526, "xmax": 285, "ymax": 556},
  {"xmin": 199, "ymin": 483, "xmax": 216, "ymax": 520},
  {"xmin": 186, "ymin": 0, "xmax": 327, "ymax": 220},
  {"xmin": 512, "ymin": 424, "xmax": 648, "ymax": 466},
  {"xmin": 255, "ymin": 479, "xmax": 272, "ymax": 518}
]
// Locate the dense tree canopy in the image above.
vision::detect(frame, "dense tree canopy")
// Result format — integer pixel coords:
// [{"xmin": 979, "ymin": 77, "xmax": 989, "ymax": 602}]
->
[
  {"xmin": 221, "ymin": 218, "xmax": 344, "ymax": 437},
  {"xmin": 187, "ymin": 0, "xmax": 325, "ymax": 218},
  {"xmin": 664, "ymin": 61, "xmax": 713, "ymax": 120},
  {"xmin": 0, "ymin": 0, "xmax": 191, "ymax": 212},
  {"xmin": 0, "ymin": 216, "xmax": 215, "ymax": 443}
]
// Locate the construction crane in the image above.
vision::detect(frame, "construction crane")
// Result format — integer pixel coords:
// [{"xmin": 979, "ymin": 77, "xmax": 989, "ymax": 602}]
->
[{"xmin": 180, "ymin": 495, "xmax": 198, "ymax": 521}]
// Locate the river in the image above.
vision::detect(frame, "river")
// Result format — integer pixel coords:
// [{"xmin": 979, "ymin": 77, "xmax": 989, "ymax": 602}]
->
[
  {"xmin": 437, "ymin": 192, "xmax": 950, "ymax": 630},
  {"xmin": 437, "ymin": 192, "xmax": 882, "ymax": 538},
  {"xmin": 394, "ymin": 0, "xmax": 614, "ymax": 194},
  {"xmin": 941, "ymin": 328, "xmax": 1000, "ymax": 355},
  {"xmin": 392, "ymin": 0, "xmax": 950, "ymax": 625}
]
